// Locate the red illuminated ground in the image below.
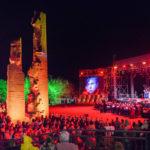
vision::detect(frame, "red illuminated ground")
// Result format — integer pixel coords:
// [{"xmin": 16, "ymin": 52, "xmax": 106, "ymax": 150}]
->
[{"xmin": 49, "ymin": 105, "xmax": 147, "ymax": 124}]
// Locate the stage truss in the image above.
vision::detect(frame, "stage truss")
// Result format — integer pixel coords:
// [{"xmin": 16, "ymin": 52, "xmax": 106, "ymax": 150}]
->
[
  {"xmin": 112, "ymin": 53, "xmax": 150, "ymax": 99},
  {"xmin": 79, "ymin": 53, "xmax": 150, "ymax": 101}
]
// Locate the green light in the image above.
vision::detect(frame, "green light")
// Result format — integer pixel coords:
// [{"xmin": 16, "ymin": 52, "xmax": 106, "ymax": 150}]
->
[
  {"xmin": 24, "ymin": 76, "xmax": 31, "ymax": 102},
  {"xmin": 0, "ymin": 76, "xmax": 69, "ymax": 105},
  {"xmin": 0, "ymin": 79, "xmax": 7, "ymax": 103},
  {"xmin": 48, "ymin": 77, "xmax": 69, "ymax": 105}
]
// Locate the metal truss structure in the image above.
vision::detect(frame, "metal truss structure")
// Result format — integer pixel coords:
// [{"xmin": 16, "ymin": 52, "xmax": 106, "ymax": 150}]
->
[{"xmin": 79, "ymin": 53, "xmax": 150, "ymax": 100}]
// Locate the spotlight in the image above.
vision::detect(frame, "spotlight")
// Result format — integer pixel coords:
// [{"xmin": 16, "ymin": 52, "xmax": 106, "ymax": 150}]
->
[
  {"xmin": 80, "ymin": 72, "xmax": 83, "ymax": 75},
  {"xmin": 114, "ymin": 66, "xmax": 118, "ymax": 69},
  {"xmin": 142, "ymin": 61, "xmax": 146, "ymax": 65},
  {"xmin": 122, "ymin": 65, "xmax": 126, "ymax": 68},
  {"xmin": 130, "ymin": 64, "xmax": 133, "ymax": 67}
]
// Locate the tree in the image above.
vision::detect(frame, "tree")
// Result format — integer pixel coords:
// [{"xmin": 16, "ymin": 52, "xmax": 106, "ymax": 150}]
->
[
  {"xmin": 48, "ymin": 77, "xmax": 70, "ymax": 105},
  {"xmin": 24, "ymin": 76, "xmax": 31, "ymax": 102},
  {"xmin": 0, "ymin": 79, "xmax": 7, "ymax": 103}
]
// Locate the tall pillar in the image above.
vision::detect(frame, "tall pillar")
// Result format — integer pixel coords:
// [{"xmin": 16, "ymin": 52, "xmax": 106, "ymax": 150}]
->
[
  {"xmin": 36, "ymin": 52, "xmax": 49, "ymax": 116},
  {"xmin": 27, "ymin": 11, "xmax": 49, "ymax": 117},
  {"xmin": 7, "ymin": 38, "xmax": 25, "ymax": 122}
]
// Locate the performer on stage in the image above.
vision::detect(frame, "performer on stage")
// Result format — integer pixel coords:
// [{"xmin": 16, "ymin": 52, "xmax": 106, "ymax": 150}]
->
[{"xmin": 144, "ymin": 86, "xmax": 150, "ymax": 99}]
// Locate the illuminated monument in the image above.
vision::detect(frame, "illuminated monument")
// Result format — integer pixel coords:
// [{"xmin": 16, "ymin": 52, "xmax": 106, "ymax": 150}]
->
[
  {"xmin": 7, "ymin": 38, "xmax": 25, "ymax": 122},
  {"xmin": 27, "ymin": 11, "xmax": 49, "ymax": 117}
]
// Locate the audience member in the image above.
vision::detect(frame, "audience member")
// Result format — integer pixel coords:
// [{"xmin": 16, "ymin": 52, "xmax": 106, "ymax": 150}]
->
[
  {"xmin": 114, "ymin": 142, "xmax": 124, "ymax": 150},
  {"xmin": 56, "ymin": 131, "xmax": 78, "ymax": 150},
  {"xmin": 40, "ymin": 135, "xmax": 55, "ymax": 150},
  {"xmin": 0, "ymin": 110, "xmax": 149, "ymax": 150},
  {"xmin": 21, "ymin": 135, "xmax": 39, "ymax": 150}
]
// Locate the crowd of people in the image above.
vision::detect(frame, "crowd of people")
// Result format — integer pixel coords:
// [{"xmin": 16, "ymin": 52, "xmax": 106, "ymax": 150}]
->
[
  {"xmin": 95, "ymin": 100, "xmax": 143, "ymax": 118},
  {"xmin": 0, "ymin": 110, "xmax": 149, "ymax": 150}
]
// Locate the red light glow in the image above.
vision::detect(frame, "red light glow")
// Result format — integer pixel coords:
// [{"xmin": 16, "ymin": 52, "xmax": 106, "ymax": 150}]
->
[
  {"xmin": 142, "ymin": 61, "xmax": 146, "ymax": 65},
  {"xmin": 130, "ymin": 64, "xmax": 133, "ymax": 67},
  {"xmin": 122, "ymin": 65, "xmax": 126, "ymax": 68},
  {"xmin": 114, "ymin": 66, "xmax": 118, "ymax": 69},
  {"xmin": 80, "ymin": 72, "xmax": 83, "ymax": 75}
]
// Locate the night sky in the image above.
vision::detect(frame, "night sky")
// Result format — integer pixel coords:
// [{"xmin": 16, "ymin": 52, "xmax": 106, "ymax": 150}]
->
[{"xmin": 0, "ymin": 2, "xmax": 150, "ymax": 89}]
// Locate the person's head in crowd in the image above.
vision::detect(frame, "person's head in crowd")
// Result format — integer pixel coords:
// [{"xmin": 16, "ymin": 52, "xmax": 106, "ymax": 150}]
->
[
  {"xmin": 59, "ymin": 131, "xmax": 70, "ymax": 143},
  {"xmin": 46, "ymin": 135, "xmax": 53, "ymax": 145},
  {"xmin": 132, "ymin": 122, "xmax": 136, "ymax": 128},
  {"xmin": 142, "ymin": 120, "xmax": 149, "ymax": 129},
  {"xmin": 124, "ymin": 119, "xmax": 129, "ymax": 127},
  {"xmin": 121, "ymin": 119, "xmax": 124, "ymax": 124},
  {"xmin": 138, "ymin": 120, "xmax": 142, "ymax": 126},
  {"xmin": 114, "ymin": 142, "xmax": 124, "ymax": 150}
]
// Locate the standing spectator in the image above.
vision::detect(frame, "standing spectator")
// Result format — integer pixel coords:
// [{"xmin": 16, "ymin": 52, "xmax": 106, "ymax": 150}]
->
[
  {"xmin": 40, "ymin": 135, "xmax": 55, "ymax": 150},
  {"xmin": 56, "ymin": 131, "xmax": 78, "ymax": 150},
  {"xmin": 114, "ymin": 142, "xmax": 124, "ymax": 150},
  {"xmin": 21, "ymin": 135, "xmax": 39, "ymax": 150}
]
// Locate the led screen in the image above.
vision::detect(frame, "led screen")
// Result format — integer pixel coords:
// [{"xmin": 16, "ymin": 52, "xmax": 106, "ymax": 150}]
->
[
  {"xmin": 85, "ymin": 77, "xmax": 99, "ymax": 94},
  {"xmin": 80, "ymin": 76, "xmax": 104, "ymax": 95}
]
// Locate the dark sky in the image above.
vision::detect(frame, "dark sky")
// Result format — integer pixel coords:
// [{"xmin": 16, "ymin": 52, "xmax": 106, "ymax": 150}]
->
[{"xmin": 0, "ymin": 2, "xmax": 150, "ymax": 89}]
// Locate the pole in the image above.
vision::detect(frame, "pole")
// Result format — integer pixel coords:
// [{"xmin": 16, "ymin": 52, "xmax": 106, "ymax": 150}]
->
[{"xmin": 130, "ymin": 72, "xmax": 134, "ymax": 98}]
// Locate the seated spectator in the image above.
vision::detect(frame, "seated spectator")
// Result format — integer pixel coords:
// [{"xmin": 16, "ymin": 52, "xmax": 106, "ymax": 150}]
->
[
  {"xmin": 4, "ymin": 129, "xmax": 11, "ymax": 140},
  {"xmin": 0, "ymin": 110, "xmax": 148, "ymax": 149},
  {"xmin": 40, "ymin": 135, "xmax": 55, "ymax": 150},
  {"xmin": 21, "ymin": 135, "xmax": 39, "ymax": 150},
  {"xmin": 56, "ymin": 131, "xmax": 78, "ymax": 150},
  {"xmin": 85, "ymin": 123, "xmax": 96, "ymax": 149}
]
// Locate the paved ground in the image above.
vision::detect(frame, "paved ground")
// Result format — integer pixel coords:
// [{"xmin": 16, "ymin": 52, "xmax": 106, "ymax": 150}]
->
[{"xmin": 49, "ymin": 105, "xmax": 147, "ymax": 124}]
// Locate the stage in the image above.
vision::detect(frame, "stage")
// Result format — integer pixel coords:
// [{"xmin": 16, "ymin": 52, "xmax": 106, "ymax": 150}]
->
[{"xmin": 49, "ymin": 105, "xmax": 147, "ymax": 124}]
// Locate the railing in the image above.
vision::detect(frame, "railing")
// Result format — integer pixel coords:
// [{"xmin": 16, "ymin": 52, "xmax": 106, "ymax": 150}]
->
[
  {"xmin": 0, "ymin": 138, "xmax": 21, "ymax": 150},
  {"xmin": 0, "ymin": 129, "xmax": 150, "ymax": 150}
]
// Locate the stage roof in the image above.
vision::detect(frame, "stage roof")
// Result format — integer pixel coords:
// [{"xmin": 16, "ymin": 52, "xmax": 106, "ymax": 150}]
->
[{"xmin": 115, "ymin": 53, "xmax": 150, "ymax": 66}]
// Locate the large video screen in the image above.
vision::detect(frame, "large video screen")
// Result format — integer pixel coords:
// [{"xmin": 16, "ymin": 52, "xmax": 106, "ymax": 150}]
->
[{"xmin": 79, "ymin": 76, "xmax": 104, "ymax": 95}]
